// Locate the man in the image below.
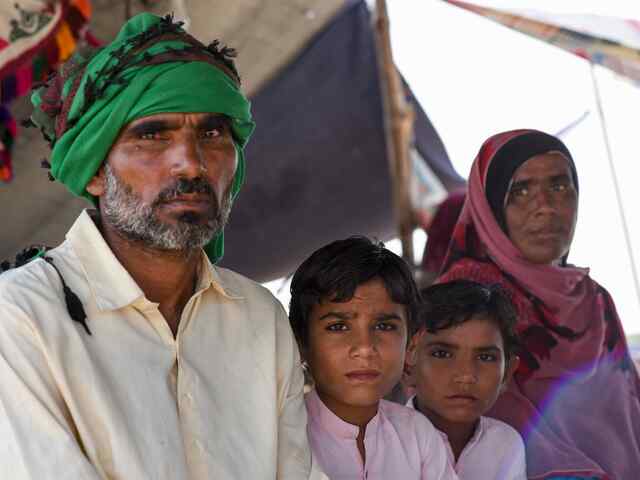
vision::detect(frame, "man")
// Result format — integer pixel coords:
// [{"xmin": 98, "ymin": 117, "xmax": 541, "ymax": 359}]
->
[{"xmin": 0, "ymin": 13, "xmax": 312, "ymax": 479}]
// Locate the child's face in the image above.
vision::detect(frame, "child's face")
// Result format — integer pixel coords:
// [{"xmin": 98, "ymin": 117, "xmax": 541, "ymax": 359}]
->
[
  {"xmin": 305, "ymin": 278, "xmax": 408, "ymax": 423},
  {"xmin": 407, "ymin": 314, "xmax": 517, "ymax": 431}
]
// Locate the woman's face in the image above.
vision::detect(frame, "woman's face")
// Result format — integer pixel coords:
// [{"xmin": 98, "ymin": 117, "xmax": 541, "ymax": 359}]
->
[{"xmin": 503, "ymin": 152, "xmax": 578, "ymax": 265}]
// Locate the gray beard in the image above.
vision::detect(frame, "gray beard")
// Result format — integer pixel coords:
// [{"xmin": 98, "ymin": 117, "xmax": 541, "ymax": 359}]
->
[{"xmin": 101, "ymin": 164, "xmax": 232, "ymax": 251}]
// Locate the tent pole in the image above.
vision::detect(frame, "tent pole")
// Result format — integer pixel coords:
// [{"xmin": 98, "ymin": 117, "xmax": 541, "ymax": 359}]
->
[
  {"xmin": 374, "ymin": 0, "xmax": 416, "ymax": 265},
  {"xmin": 590, "ymin": 62, "xmax": 640, "ymax": 310}
]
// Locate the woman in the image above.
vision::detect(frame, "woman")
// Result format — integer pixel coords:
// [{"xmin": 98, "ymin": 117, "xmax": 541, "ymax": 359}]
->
[{"xmin": 439, "ymin": 129, "xmax": 640, "ymax": 479}]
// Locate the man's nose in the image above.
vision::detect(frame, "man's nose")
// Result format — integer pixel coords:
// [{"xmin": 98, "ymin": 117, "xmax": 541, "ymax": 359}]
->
[{"xmin": 169, "ymin": 135, "xmax": 205, "ymax": 179}]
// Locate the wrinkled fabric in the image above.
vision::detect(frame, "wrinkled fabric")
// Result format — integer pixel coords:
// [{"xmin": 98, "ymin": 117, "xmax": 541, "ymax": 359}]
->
[
  {"xmin": 422, "ymin": 190, "xmax": 466, "ymax": 274},
  {"xmin": 0, "ymin": 210, "xmax": 311, "ymax": 479},
  {"xmin": 305, "ymin": 389, "xmax": 457, "ymax": 480},
  {"xmin": 406, "ymin": 396, "xmax": 527, "ymax": 480},
  {"xmin": 30, "ymin": 13, "xmax": 255, "ymax": 263},
  {"xmin": 439, "ymin": 129, "xmax": 640, "ymax": 479}
]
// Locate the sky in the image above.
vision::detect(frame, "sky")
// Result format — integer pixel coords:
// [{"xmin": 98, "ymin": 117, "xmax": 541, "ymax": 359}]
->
[{"xmin": 267, "ymin": 0, "xmax": 640, "ymax": 336}]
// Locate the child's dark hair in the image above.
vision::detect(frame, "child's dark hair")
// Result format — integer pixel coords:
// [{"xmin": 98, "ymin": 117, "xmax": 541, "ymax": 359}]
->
[
  {"xmin": 419, "ymin": 280, "xmax": 520, "ymax": 358},
  {"xmin": 289, "ymin": 236, "xmax": 420, "ymax": 349}
]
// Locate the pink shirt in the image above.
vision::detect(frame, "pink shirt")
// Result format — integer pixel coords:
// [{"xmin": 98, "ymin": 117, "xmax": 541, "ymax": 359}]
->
[
  {"xmin": 306, "ymin": 389, "xmax": 457, "ymax": 480},
  {"xmin": 406, "ymin": 396, "xmax": 527, "ymax": 480}
]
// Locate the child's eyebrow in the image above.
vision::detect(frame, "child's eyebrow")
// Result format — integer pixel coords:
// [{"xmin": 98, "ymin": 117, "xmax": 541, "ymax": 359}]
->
[
  {"xmin": 317, "ymin": 311, "xmax": 354, "ymax": 321},
  {"xmin": 475, "ymin": 345, "xmax": 502, "ymax": 353},
  {"xmin": 375, "ymin": 313, "xmax": 403, "ymax": 322},
  {"xmin": 424, "ymin": 341, "xmax": 458, "ymax": 349}
]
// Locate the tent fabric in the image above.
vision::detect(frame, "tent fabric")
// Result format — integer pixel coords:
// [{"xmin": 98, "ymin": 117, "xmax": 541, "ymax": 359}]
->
[
  {"xmin": 0, "ymin": 0, "xmax": 93, "ymax": 182},
  {"xmin": 445, "ymin": 0, "xmax": 640, "ymax": 85},
  {"xmin": 218, "ymin": 0, "xmax": 463, "ymax": 281},
  {"xmin": 0, "ymin": 0, "xmax": 462, "ymax": 282}
]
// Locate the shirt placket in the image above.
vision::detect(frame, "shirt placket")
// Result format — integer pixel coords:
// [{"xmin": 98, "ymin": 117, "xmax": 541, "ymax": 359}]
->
[
  {"xmin": 175, "ymin": 292, "xmax": 210, "ymax": 479},
  {"xmin": 352, "ymin": 437, "xmax": 367, "ymax": 480},
  {"xmin": 456, "ymin": 419, "xmax": 482, "ymax": 471},
  {"xmin": 362, "ymin": 427, "xmax": 378, "ymax": 480},
  {"xmin": 136, "ymin": 291, "xmax": 207, "ymax": 478}
]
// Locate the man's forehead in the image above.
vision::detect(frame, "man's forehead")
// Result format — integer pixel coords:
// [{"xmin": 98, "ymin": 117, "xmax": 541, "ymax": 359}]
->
[{"xmin": 124, "ymin": 112, "xmax": 227, "ymax": 129}]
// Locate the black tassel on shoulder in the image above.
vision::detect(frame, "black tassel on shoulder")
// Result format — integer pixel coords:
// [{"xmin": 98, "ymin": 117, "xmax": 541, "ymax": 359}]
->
[
  {"xmin": 44, "ymin": 257, "xmax": 91, "ymax": 335},
  {"xmin": 2, "ymin": 247, "xmax": 91, "ymax": 335},
  {"xmin": 20, "ymin": 118, "xmax": 36, "ymax": 128}
]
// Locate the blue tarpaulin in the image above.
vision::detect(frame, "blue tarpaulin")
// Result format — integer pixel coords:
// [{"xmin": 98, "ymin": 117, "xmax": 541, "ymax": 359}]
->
[{"xmin": 220, "ymin": 0, "xmax": 463, "ymax": 281}]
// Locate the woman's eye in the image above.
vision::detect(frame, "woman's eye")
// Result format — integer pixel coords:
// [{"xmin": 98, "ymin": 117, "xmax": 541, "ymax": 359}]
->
[
  {"xmin": 478, "ymin": 353, "xmax": 498, "ymax": 362},
  {"xmin": 326, "ymin": 323, "xmax": 347, "ymax": 332},
  {"xmin": 374, "ymin": 322, "xmax": 397, "ymax": 331},
  {"xmin": 510, "ymin": 186, "xmax": 528, "ymax": 198},
  {"xmin": 430, "ymin": 349, "xmax": 451, "ymax": 359}
]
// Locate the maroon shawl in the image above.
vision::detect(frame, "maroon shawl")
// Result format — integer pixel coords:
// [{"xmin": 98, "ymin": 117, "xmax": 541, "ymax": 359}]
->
[
  {"xmin": 439, "ymin": 129, "xmax": 640, "ymax": 479},
  {"xmin": 422, "ymin": 190, "xmax": 466, "ymax": 275}
]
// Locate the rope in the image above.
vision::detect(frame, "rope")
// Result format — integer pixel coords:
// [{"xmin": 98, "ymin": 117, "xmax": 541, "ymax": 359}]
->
[{"xmin": 590, "ymin": 62, "xmax": 640, "ymax": 313}]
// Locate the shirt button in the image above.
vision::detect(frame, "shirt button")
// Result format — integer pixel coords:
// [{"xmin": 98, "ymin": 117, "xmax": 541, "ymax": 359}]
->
[{"xmin": 194, "ymin": 440, "xmax": 205, "ymax": 453}]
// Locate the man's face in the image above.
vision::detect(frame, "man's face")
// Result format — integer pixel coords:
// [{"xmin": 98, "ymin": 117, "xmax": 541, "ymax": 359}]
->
[
  {"xmin": 92, "ymin": 112, "xmax": 237, "ymax": 251},
  {"xmin": 407, "ymin": 315, "xmax": 516, "ymax": 433},
  {"xmin": 503, "ymin": 152, "xmax": 578, "ymax": 265},
  {"xmin": 305, "ymin": 278, "xmax": 408, "ymax": 423}
]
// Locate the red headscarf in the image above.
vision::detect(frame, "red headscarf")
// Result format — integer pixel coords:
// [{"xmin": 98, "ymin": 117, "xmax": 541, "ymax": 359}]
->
[{"xmin": 440, "ymin": 130, "xmax": 640, "ymax": 480}]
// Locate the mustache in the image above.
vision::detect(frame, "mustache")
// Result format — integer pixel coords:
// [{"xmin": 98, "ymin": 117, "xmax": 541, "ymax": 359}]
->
[{"xmin": 154, "ymin": 177, "xmax": 215, "ymax": 205}]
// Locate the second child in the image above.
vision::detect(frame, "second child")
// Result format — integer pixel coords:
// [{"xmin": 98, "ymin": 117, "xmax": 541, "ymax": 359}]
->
[
  {"xmin": 289, "ymin": 237, "xmax": 457, "ymax": 480},
  {"xmin": 406, "ymin": 280, "xmax": 526, "ymax": 480}
]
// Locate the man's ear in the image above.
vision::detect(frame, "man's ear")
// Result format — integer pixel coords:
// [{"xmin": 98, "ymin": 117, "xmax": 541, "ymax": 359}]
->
[
  {"xmin": 500, "ymin": 355, "xmax": 520, "ymax": 392},
  {"xmin": 86, "ymin": 166, "xmax": 106, "ymax": 197}
]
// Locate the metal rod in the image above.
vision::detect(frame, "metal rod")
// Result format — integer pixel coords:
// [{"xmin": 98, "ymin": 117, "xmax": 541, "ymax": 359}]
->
[
  {"xmin": 374, "ymin": 0, "xmax": 416, "ymax": 265},
  {"xmin": 590, "ymin": 62, "xmax": 640, "ymax": 310}
]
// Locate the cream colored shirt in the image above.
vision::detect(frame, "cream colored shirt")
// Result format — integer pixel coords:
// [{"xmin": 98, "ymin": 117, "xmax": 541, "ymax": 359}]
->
[{"xmin": 0, "ymin": 210, "xmax": 312, "ymax": 480}]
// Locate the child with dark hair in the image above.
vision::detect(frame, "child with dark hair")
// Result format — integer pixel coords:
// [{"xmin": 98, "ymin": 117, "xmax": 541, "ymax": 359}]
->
[
  {"xmin": 405, "ymin": 280, "xmax": 526, "ymax": 480},
  {"xmin": 290, "ymin": 236, "xmax": 457, "ymax": 480}
]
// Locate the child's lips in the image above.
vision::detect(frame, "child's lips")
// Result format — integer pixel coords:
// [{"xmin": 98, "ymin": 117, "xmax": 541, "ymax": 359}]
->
[
  {"xmin": 446, "ymin": 394, "xmax": 478, "ymax": 405},
  {"xmin": 345, "ymin": 369, "xmax": 381, "ymax": 382}
]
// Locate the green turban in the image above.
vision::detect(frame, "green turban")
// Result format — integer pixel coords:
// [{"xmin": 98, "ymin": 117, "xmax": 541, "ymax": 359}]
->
[{"xmin": 30, "ymin": 13, "xmax": 255, "ymax": 263}]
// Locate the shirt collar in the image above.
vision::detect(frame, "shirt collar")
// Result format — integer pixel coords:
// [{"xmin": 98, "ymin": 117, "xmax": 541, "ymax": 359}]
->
[
  {"xmin": 67, "ymin": 209, "xmax": 239, "ymax": 311},
  {"xmin": 463, "ymin": 416, "xmax": 485, "ymax": 449},
  {"xmin": 306, "ymin": 388, "xmax": 381, "ymax": 440},
  {"xmin": 405, "ymin": 395, "xmax": 485, "ymax": 448}
]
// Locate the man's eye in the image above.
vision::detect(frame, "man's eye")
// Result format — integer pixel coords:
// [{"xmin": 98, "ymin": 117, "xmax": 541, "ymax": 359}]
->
[
  {"xmin": 326, "ymin": 322, "xmax": 348, "ymax": 332},
  {"xmin": 478, "ymin": 353, "xmax": 498, "ymax": 362},
  {"xmin": 374, "ymin": 322, "xmax": 397, "ymax": 331},
  {"xmin": 202, "ymin": 129, "xmax": 222, "ymax": 139},
  {"xmin": 139, "ymin": 131, "xmax": 161, "ymax": 140},
  {"xmin": 430, "ymin": 349, "xmax": 451, "ymax": 359},
  {"xmin": 551, "ymin": 182, "xmax": 568, "ymax": 192}
]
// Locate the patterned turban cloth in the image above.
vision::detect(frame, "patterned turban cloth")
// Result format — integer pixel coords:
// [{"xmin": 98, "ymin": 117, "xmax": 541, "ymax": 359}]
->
[{"xmin": 29, "ymin": 13, "xmax": 256, "ymax": 263}]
